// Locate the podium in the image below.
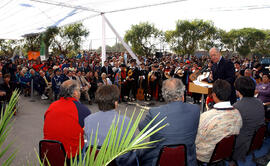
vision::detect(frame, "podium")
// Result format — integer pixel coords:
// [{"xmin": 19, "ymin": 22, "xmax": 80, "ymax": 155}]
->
[{"xmin": 189, "ymin": 82, "xmax": 213, "ymax": 112}]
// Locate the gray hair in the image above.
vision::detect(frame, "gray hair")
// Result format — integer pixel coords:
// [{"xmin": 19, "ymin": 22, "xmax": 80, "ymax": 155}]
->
[
  {"xmin": 210, "ymin": 47, "xmax": 220, "ymax": 53},
  {"xmin": 162, "ymin": 78, "xmax": 185, "ymax": 102},
  {"xmin": 59, "ymin": 80, "xmax": 79, "ymax": 98}
]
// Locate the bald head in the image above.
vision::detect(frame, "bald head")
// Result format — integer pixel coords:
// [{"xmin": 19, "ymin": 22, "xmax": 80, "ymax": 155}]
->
[{"xmin": 209, "ymin": 47, "xmax": 221, "ymax": 64}]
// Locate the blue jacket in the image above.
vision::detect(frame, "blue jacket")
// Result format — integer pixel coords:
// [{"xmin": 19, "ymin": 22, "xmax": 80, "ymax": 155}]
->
[{"xmin": 138, "ymin": 101, "xmax": 200, "ymax": 166}]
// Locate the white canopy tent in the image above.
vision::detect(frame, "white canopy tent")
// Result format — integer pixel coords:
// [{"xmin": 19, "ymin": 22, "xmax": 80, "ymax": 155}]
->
[
  {"xmin": 1, "ymin": 0, "xmax": 270, "ymax": 64},
  {"xmin": 0, "ymin": 0, "xmax": 187, "ymax": 64}
]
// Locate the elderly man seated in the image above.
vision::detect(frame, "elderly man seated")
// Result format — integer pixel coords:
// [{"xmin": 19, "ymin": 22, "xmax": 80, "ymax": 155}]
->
[
  {"xmin": 75, "ymin": 70, "xmax": 92, "ymax": 105},
  {"xmin": 196, "ymin": 79, "xmax": 242, "ymax": 163},
  {"xmin": 139, "ymin": 78, "xmax": 200, "ymax": 166},
  {"xmin": 43, "ymin": 80, "xmax": 91, "ymax": 159},
  {"xmin": 37, "ymin": 70, "xmax": 52, "ymax": 100}
]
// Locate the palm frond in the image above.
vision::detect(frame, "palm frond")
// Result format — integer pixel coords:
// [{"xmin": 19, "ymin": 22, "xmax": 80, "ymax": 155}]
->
[
  {"xmin": 38, "ymin": 107, "xmax": 168, "ymax": 166},
  {"xmin": 0, "ymin": 89, "xmax": 20, "ymax": 166}
]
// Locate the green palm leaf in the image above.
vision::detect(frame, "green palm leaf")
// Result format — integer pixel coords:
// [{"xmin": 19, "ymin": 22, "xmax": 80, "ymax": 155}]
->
[
  {"xmin": 0, "ymin": 89, "xmax": 20, "ymax": 166},
  {"xmin": 39, "ymin": 107, "xmax": 168, "ymax": 166}
]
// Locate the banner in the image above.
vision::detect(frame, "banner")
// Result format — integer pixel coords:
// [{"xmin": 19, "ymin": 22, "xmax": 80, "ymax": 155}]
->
[
  {"xmin": 40, "ymin": 40, "xmax": 46, "ymax": 61},
  {"xmin": 28, "ymin": 51, "xmax": 40, "ymax": 60}
]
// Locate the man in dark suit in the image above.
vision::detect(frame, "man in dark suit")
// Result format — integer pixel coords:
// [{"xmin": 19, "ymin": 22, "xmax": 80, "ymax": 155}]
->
[
  {"xmin": 101, "ymin": 61, "xmax": 113, "ymax": 79},
  {"xmin": 138, "ymin": 78, "xmax": 200, "ymax": 166},
  {"xmin": 209, "ymin": 47, "xmax": 236, "ymax": 104}
]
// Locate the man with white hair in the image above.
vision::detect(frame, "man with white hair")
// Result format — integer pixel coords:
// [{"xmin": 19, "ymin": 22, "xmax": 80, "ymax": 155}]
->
[
  {"xmin": 209, "ymin": 47, "xmax": 236, "ymax": 104},
  {"xmin": 138, "ymin": 78, "xmax": 200, "ymax": 166}
]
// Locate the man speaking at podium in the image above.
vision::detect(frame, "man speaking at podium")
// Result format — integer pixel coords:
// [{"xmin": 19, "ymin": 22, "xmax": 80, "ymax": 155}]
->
[{"xmin": 209, "ymin": 47, "xmax": 236, "ymax": 104}]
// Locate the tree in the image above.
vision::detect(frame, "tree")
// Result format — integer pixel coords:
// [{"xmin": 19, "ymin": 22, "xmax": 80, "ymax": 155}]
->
[
  {"xmin": 165, "ymin": 19, "xmax": 216, "ymax": 58},
  {"xmin": 111, "ymin": 43, "xmax": 126, "ymax": 52},
  {"xmin": 52, "ymin": 23, "xmax": 89, "ymax": 56},
  {"xmin": 228, "ymin": 28, "xmax": 266, "ymax": 57},
  {"xmin": 42, "ymin": 26, "xmax": 59, "ymax": 57},
  {"xmin": 124, "ymin": 22, "xmax": 162, "ymax": 57},
  {"xmin": 220, "ymin": 30, "xmax": 236, "ymax": 52},
  {"xmin": 199, "ymin": 28, "xmax": 225, "ymax": 51},
  {"xmin": 0, "ymin": 39, "xmax": 21, "ymax": 57},
  {"xmin": 253, "ymin": 30, "xmax": 270, "ymax": 56},
  {"xmin": 23, "ymin": 33, "xmax": 41, "ymax": 52}
]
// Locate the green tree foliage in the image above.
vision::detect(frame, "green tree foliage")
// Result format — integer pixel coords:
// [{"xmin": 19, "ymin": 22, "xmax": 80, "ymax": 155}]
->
[
  {"xmin": 124, "ymin": 22, "xmax": 162, "ymax": 57},
  {"xmin": 0, "ymin": 40, "xmax": 21, "ymax": 57},
  {"xmin": 42, "ymin": 26, "xmax": 59, "ymax": 56},
  {"xmin": 165, "ymin": 19, "xmax": 216, "ymax": 57},
  {"xmin": 23, "ymin": 33, "xmax": 41, "ymax": 52},
  {"xmin": 52, "ymin": 23, "xmax": 89, "ymax": 56},
  {"xmin": 199, "ymin": 28, "xmax": 225, "ymax": 51},
  {"xmin": 96, "ymin": 43, "xmax": 126, "ymax": 53},
  {"xmin": 228, "ymin": 28, "xmax": 266, "ymax": 56},
  {"xmin": 253, "ymin": 30, "xmax": 270, "ymax": 56},
  {"xmin": 219, "ymin": 30, "xmax": 236, "ymax": 51}
]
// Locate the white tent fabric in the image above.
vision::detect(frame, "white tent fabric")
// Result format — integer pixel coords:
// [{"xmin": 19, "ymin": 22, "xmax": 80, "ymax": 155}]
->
[{"xmin": 0, "ymin": 0, "xmax": 184, "ymax": 39}]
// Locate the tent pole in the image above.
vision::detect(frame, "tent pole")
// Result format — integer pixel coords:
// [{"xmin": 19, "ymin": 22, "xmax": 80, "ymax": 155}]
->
[
  {"xmin": 101, "ymin": 13, "xmax": 106, "ymax": 66},
  {"xmin": 103, "ymin": 15, "xmax": 141, "ymax": 65}
]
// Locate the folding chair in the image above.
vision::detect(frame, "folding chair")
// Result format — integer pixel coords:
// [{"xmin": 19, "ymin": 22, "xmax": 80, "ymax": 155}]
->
[
  {"xmin": 156, "ymin": 144, "xmax": 187, "ymax": 166},
  {"xmin": 248, "ymin": 125, "xmax": 267, "ymax": 154},
  {"xmin": 39, "ymin": 140, "xmax": 67, "ymax": 166},
  {"xmin": 198, "ymin": 135, "xmax": 236, "ymax": 166}
]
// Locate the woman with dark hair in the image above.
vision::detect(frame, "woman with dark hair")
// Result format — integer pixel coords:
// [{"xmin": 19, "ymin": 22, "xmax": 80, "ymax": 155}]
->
[
  {"xmin": 0, "ymin": 74, "xmax": 14, "ymax": 102},
  {"xmin": 84, "ymin": 85, "xmax": 138, "ymax": 166},
  {"xmin": 256, "ymin": 73, "xmax": 270, "ymax": 103},
  {"xmin": 229, "ymin": 76, "xmax": 265, "ymax": 165}
]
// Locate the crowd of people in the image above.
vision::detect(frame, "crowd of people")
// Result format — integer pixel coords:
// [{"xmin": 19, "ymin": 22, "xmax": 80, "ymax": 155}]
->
[
  {"xmin": 1, "ymin": 49, "xmax": 269, "ymax": 106},
  {"xmin": 0, "ymin": 48, "xmax": 270, "ymax": 165}
]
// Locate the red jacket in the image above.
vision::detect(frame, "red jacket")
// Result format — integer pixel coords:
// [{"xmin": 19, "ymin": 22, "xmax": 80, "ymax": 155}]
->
[{"xmin": 43, "ymin": 97, "xmax": 91, "ymax": 158}]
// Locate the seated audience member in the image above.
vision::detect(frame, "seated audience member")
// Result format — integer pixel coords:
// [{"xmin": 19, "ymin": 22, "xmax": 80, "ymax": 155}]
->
[
  {"xmin": 43, "ymin": 80, "xmax": 91, "ymax": 159},
  {"xmin": 0, "ymin": 74, "xmax": 14, "ymax": 102},
  {"xmin": 29, "ymin": 69, "xmax": 39, "ymax": 92},
  {"xmin": 84, "ymin": 85, "xmax": 137, "ymax": 166},
  {"xmin": 52, "ymin": 69, "xmax": 63, "ymax": 101},
  {"xmin": 60, "ymin": 67, "xmax": 69, "ymax": 81},
  {"xmin": 100, "ymin": 73, "xmax": 112, "ymax": 85},
  {"xmin": 138, "ymin": 78, "xmax": 200, "ymax": 166},
  {"xmin": 0, "ymin": 71, "xmax": 4, "ymax": 84},
  {"xmin": 244, "ymin": 68, "xmax": 256, "ymax": 85},
  {"xmin": 256, "ymin": 73, "xmax": 270, "ymax": 103},
  {"xmin": 196, "ymin": 79, "xmax": 242, "ymax": 163},
  {"xmin": 38, "ymin": 70, "xmax": 52, "ymax": 100},
  {"xmin": 230, "ymin": 76, "xmax": 265, "ymax": 164},
  {"xmin": 19, "ymin": 69, "xmax": 31, "ymax": 96},
  {"xmin": 75, "ymin": 70, "xmax": 92, "ymax": 105}
]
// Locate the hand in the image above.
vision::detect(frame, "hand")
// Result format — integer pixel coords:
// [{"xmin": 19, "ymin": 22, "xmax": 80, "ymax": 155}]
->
[
  {"xmin": 0, "ymin": 91, "xmax": 6, "ymax": 96},
  {"xmin": 209, "ymin": 72, "xmax": 213, "ymax": 81}
]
